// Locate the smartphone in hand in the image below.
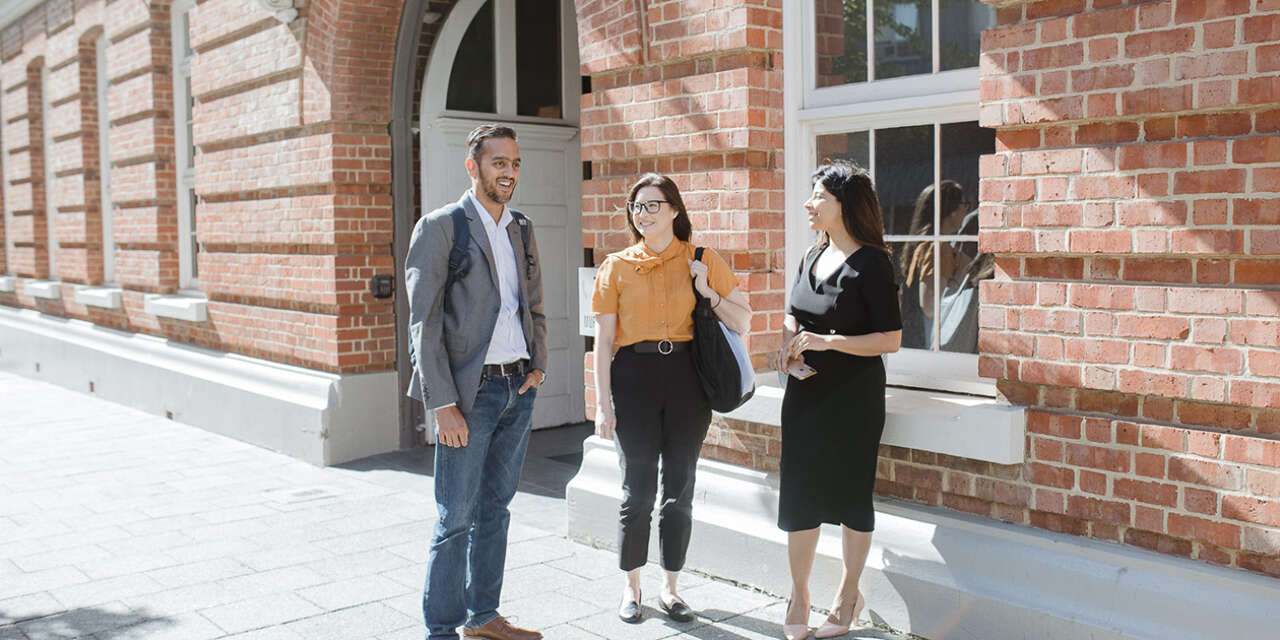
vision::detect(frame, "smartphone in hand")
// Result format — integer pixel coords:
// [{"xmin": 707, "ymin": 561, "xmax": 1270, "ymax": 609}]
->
[{"xmin": 786, "ymin": 361, "xmax": 817, "ymax": 380}]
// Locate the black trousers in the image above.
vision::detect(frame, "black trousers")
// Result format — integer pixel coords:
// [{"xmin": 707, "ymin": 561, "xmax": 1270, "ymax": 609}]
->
[{"xmin": 610, "ymin": 346, "xmax": 712, "ymax": 572}]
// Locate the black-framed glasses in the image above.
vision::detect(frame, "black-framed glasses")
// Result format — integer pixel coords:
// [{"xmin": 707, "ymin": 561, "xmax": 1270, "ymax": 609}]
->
[{"xmin": 627, "ymin": 200, "xmax": 668, "ymax": 214}]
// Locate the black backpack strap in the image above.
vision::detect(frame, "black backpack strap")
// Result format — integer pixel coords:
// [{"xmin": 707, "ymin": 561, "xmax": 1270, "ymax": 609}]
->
[
  {"xmin": 446, "ymin": 206, "xmax": 470, "ymax": 292},
  {"xmin": 511, "ymin": 210, "xmax": 536, "ymax": 279},
  {"xmin": 692, "ymin": 247, "xmax": 706, "ymax": 302}
]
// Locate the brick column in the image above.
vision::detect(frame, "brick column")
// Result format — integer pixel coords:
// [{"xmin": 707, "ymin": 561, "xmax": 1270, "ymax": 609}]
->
[
  {"xmin": 576, "ymin": 0, "xmax": 787, "ymax": 448},
  {"xmin": 971, "ymin": 0, "xmax": 1280, "ymax": 576}
]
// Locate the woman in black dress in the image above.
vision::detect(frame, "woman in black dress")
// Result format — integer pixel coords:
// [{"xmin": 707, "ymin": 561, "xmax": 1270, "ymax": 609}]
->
[{"xmin": 775, "ymin": 161, "xmax": 902, "ymax": 640}]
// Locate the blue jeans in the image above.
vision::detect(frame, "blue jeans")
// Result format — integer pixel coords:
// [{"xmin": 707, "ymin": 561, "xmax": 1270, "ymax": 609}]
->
[{"xmin": 423, "ymin": 372, "xmax": 536, "ymax": 640}]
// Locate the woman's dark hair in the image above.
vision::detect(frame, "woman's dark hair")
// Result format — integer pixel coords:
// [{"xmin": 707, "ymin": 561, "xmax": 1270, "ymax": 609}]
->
[
  {"xmin": 908, "ymin": 180, "xmax": 964, "ymax": 236},
  {"xmin": 625, "ymin": 173, "xmax": 692, "ymax": 242},
  {"xmin": 811, "ymin": 161, "xmax": 889, "ymax": 256}
]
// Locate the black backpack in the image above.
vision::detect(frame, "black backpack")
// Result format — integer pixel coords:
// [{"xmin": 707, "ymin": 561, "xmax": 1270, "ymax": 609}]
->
[
  {"xmin": 409, "ymin": 206, "xmax": 534, "ymax": 367},
  {"xmin": 689, "ymin": 247, "xmax": 755, "ymax": 412}
]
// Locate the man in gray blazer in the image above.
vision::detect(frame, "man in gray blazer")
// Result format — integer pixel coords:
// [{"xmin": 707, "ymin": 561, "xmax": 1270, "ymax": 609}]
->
[{"xmin": 406, "ymin": 124, "xmax": 547, "ymax": 640}]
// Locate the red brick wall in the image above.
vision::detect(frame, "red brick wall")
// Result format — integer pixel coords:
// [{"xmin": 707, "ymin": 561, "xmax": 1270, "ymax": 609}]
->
[
  {"xmin": 916, "ymin": 0, "xmax": 1280, "ymax": 576},
  {"xmin": 578, "ymin": 0, "xmax": 787, "ymax": 420},
  {"xmin": 0, "ymin": 0, "xmax": 405, "ymax": 374}
]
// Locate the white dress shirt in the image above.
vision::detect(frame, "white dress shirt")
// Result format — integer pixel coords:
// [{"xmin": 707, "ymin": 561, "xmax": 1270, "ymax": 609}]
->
[{"xmin": 469, "ymin": 191, "xmax": 531, "ymax": 366}]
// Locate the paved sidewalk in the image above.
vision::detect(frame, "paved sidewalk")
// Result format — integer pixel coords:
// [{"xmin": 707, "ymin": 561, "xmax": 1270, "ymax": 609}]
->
[{"xmin": 0, "ymin": 371, "xmax": 907, "ymax": 640}]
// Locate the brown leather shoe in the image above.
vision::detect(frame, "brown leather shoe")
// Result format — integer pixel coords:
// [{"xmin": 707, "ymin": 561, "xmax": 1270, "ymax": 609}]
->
[{"xmin": 461, "ymin": 616, "xmax": 542, "ymax": 640}]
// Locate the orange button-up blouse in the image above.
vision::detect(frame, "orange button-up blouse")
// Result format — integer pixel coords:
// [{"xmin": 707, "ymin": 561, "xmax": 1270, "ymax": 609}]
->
[{"xmin": 590, "ymin": 240, "xmax": 738, "ymax": 348}]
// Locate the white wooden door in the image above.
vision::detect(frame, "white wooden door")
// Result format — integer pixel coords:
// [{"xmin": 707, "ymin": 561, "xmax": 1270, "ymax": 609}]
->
[{"xmin": 421, "ymin": 120, "xmax": 584, "ymax": 430}]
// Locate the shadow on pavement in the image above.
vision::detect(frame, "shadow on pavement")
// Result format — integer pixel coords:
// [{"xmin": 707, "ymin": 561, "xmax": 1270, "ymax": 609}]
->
[
  {"xmin": 338, "ymin": 422, "xmax": 594, "ymax": 499},
  {"xmin": 2, "ymin": 606, "xmax": 174, "ymax": 640}
]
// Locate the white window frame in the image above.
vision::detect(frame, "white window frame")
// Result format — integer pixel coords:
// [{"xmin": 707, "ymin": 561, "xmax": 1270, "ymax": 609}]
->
[
  {"xmin": 0, "ymin": 98, "xmax": 10, "ymax": 274},
  {"xmin": 42, "ymin": 63, "xmax": 57, "ymax": 278},
  {"xmin": 431, "ymin": 0, "xmax": 580, "ymax": 128},
  {"xmin": 172, "ymin": 0, "xmax": 198, "ymax": 292},
  {"xmin": 784, "ymin": 0, "xmax": 993, "ymax": 396},
  {"xmin": 97, "ymin": 35, "xmax": 114, "ymax": 285}
]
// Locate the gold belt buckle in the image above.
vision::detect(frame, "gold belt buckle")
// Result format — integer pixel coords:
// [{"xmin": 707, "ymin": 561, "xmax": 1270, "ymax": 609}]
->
[{"xmin": 657, "ymin": 339, "xmax": 674, "ymax": 355}]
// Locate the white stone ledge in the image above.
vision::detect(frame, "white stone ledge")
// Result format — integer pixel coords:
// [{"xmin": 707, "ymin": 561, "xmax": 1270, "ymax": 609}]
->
[
  {"xmin": 567, "ymin": 436, "xmax": 1280, "ymax": 640},
  {"xmin": 721, "ymin": 377, "xmax": 1026, "ymax": 464},
  {"xmin": 73, "ymin": 286, "xmax": 123, "ymax": 309},
  {"xmin": 0, "ymin": 307, "xmax": 399, "ymax": 465},
  {"xmin": 0, "ymin": 276, "xmax": 14, "ymax": 293},
  {"xmin": 144, "ymin": 293, "xmax": 208, "ymax": 322},
  {"xmin": 24, "ymin": 280, "xmax": 62, "ymax": 300}
]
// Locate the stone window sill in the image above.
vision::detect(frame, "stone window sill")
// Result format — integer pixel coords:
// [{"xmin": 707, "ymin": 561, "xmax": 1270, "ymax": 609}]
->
[
  {"xmin": 74, "ymin": 286, "xmax": 123, "ymax": 309},
  {"xmin": 721, "ymin": 374, "xmax": 1026, "ymax": 465},
  {"xmin": 0, "ymin": 276, "xmax": 14, "ymax": 293},
  {"xmin": 144, "ymin": 293, "xmax": 208, "ymax": 322},
  {"xmin": 25, "ymin": 280, "xmax": 62, "ymax": 300}
]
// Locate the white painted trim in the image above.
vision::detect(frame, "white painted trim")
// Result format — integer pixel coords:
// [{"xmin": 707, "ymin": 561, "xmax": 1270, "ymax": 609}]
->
[
  {"xmin": 722, "ymin": 377, "xmax": 1020, "ymax": 463},
  {"xmin": 418, "ymin": 0, "xmax": 487, "ymax": 125},
  {"xmin": 73, "ymin": 285, "xmax": 122, "ymax": 309},
  {"xmin": 144, "ymin": 293, "xmax": 208, "ymax": 322},
  {"xmin": 558, "ymin": 0, "xmax": 579, "ymax": 124},
  {"xmin": 172, "ymin": 0, "xmax": 197, "ymax": 290},
  {"xmin": 801, "ymin": 91, "xmax": 980, "ymax": 131},
  {"xmin": 97, "ymin": 35, "xmax": 115, "ymax": 285},
  {"xmin": 25, "ymin": 279, "xmax": 61, "ymax": 299},
  {"xmin": 567, "ymin": 436, "xmax": 1280, "ymax": 640},
  {"xmin": 494, "ymin": 0, "xmax": 516, "ymax": 116},
  {"xmin": 0, "ymin": 306, "xmax": 400, "ymax": 465},
  {"xmin": 0, "ymin": 0, "xmax": 41, "ymax": 33},
  {"xmin": 0, "ymin": 276, "xmax": 14, "ymax": 292},
  {"xmin": 41, "ymin": 64, "xmax": 57, "ymax": 278}
]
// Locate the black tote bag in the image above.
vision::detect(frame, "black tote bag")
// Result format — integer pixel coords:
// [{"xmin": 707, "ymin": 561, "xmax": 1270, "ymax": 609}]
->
[{"xmin": 690, "ymin": 248, "xmax": 755, "ymax": 412}]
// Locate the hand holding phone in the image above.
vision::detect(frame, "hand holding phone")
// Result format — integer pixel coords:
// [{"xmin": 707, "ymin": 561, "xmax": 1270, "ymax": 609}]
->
[{"xmin": 786, "ymin": 361, "xmax": 817, "ymax": 380}]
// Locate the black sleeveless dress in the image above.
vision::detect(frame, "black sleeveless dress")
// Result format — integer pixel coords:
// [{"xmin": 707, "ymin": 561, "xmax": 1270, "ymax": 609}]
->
[{"xmin": 778, "ymin": 244, "xmax": 902, "ymax": 532}]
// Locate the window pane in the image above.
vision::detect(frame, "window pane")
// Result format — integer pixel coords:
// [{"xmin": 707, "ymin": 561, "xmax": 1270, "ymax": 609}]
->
[
  {"xmin": 940, "ymin": 0, "xmax": 994, "ymax": 72},
  {"xmin": 938, "ymin": 241, "xmax": 988, "ymax": 353},
  {"xmin": 446, "ymin": 0, "xmax": 495, "ymax": 113},
  {"xmin": 815, "ymin": 0, "xmax": 868, "ymax": 88},
  {"xmin": 185, "ymin": 74, "xmax": 195, "ymax": 168},
  {"xmin": 940, "ymin": 121, "xmax": 994, "ymax": 237},
  {"xmin": 815, "ymin": 130, "xmax": 869, "ymax": 169},
  {"xmin": 874, "ymin": 0, "xmax": 931, "ymax": 80},
  {"xmin": 891, "ymin": 240, "xmax": 931, "ymax": 350},
  {"xmin": 189, "ymin": 190, "xmax": 199, "ymax": 280},
  {"xmin": 516, "ymin": 0, "xmax": 562, "ymax": 118},
  {"xmin": 874, "ymin": 125, "xmax": 932, "ymax": 237}
]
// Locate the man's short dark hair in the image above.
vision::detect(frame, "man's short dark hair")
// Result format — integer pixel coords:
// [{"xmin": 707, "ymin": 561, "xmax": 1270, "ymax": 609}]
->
[{"xmin": 466, "ymin": 124, "xmax": 518, "ymax": 161}]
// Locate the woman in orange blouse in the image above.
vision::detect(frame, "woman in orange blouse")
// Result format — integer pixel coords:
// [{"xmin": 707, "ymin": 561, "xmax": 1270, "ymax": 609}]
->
[{"xmin": 591, "ymin": 173, "xmax": 752, "ymax": 623}]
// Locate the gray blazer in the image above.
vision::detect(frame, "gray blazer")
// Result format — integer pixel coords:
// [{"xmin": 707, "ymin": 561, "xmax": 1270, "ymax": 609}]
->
[{"xmin": 405, "ymin": 192, "xmax": 548, "ymax": 413}]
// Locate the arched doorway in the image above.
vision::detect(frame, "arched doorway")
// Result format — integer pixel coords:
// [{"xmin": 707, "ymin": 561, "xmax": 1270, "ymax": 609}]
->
[{"xmin": 397, "ymin": 0, "xmax": 585, "ymax": 440}]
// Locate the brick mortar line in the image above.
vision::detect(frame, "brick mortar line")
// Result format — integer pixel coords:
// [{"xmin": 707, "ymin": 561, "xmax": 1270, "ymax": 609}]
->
[
  {"xmin": 194, "ymin": 68, "xmax": 301, "ymax": 105},
  {"xmin": 190, "ymin": 16, "xmax": 280, "ymax": 56},
  {"xmin": 589, "ymin": 47, "xmax": 779, "ymax": 82}
]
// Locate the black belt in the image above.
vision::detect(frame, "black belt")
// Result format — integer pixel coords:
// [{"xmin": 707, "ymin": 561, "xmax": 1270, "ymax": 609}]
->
[
  {"xmin": 625, "ymin": 340, "xmax": 690, "ymax": 355},
  {"xmin": 482, "ymin": 359, "xmax": 529, "ymax": 377}
]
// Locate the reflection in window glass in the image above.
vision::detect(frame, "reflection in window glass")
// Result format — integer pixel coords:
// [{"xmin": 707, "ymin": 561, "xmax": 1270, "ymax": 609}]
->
[
  {"xmin": 815, "ymin": 0, "xmax": 868, "ymax": 88},
  {"xmin": 446, "ymin": 0, "xmax": 495, "ymax": 113},
  {"xmin": 940, "ymin": 0, "xmax": 994, "ymax": 72},
  {"xmin": 874, "ymin": 125, "xmax": 932, "ymax": 237},
  {"xmin": 817, "ymin": 121, "xmax": 993, "ymax": 353},
  {"xmin": 189, "ymin": 190, "xmax": 199, "ymax": 280},
  {"xmin": 815, "ymin": 130, "xmax": 869, "ymax": 169},
  {"xmin": 516, "ymin": 0, "xmax": 562, "ymax": 118},
  {"xmin": 875, "ymin": 0, "xmax": 932, "ymax": 80}
]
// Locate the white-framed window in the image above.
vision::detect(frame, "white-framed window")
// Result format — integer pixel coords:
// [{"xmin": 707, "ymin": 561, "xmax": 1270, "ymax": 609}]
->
[
  {"xmin": 172, "ymin": 0, "xmax": 197, "ymax": 291},
  {"xmin": 437, "ymin": 0, "xmax": 580, "ymax": 126},
  {"xmin": 42, "ymin": 63, "xmax": 57, "ymax": 278},
  {"xmin": 785, "ymin": 0, "xmax": 995, "ymax": 396},
  {"xmin": 97, "ymin": 34, "xmax": 114, "ymax": 284}
]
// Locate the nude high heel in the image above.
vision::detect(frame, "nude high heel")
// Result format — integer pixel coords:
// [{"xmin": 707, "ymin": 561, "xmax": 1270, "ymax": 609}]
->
[
  {"xmin": 813, "ymin": 592, "xmax": 864, "ymax": 638},
  {"xmin": 782, "ymin": 596, "xmax": 809, "ymax": 640}
]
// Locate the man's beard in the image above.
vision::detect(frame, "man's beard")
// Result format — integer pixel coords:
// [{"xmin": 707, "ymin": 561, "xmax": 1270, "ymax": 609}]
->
[{"xmin": 479, "ymin": 167, "xmax": 515, "ymax": 204}]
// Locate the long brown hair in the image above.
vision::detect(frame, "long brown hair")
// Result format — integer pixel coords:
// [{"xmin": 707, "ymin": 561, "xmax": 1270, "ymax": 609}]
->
[
  {"xmin": 904, "ymin": 180, "xmax": 964, "ymax": 288},
  {"xmin": 625, "ymin": 173, "xmax": 692, "ymax": 243},
  {"xmin": 811, "ymin": 161, "xmax": 890, "ymax": 255}
]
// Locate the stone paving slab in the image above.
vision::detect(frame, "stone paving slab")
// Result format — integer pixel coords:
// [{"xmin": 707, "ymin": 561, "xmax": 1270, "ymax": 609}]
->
[{"xmin": 0, "ymin": 371, "xmax": 910, "ymax": 640}]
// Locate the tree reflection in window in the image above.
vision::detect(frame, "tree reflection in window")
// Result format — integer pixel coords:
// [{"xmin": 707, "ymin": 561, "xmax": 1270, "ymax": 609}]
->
[{"xmin": 816, "ymin": 0, "xmax": 992, "ymax": 88}]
